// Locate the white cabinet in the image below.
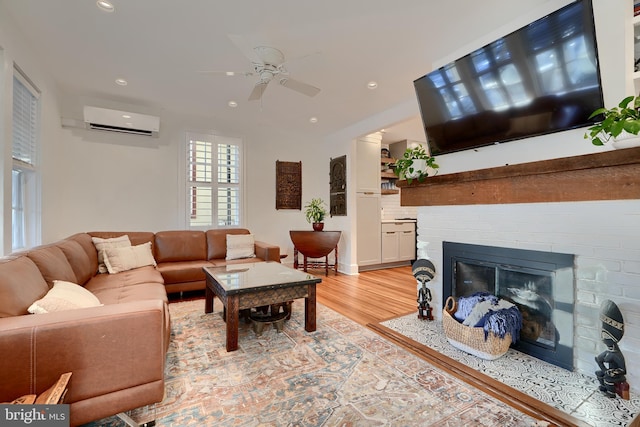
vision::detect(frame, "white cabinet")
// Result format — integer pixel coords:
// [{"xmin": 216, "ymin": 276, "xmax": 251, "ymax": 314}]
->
[
  {"xmin": 356, "ymin": 193, "xmax": 381, "ymax": 266},
  {"xmin": 381, "ymin": 222, "xmax": 416, "ymax": 263},
  {"xmin": 398, "ymin": 227, "xmax": 416, "ymax": 260},
  {"xmin": 356, "ymin": 136, "xmax": 381, "ymax": 193},
  {"xmin": 356, "ymin": 132, "xmax": 382, "ymax": 268},
  {"xmin": 381, "ymin": 228, "xmax": 399, "ymax": 263}
]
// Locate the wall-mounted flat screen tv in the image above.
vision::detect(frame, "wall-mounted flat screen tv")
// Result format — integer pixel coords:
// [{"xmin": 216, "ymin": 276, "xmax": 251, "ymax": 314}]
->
[{"xmin": 414, "ymin": 0, "xmax": 604, "ymax": 156}]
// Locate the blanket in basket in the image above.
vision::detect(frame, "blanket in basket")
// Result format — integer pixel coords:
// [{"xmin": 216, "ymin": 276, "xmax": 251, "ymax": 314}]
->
[{"xmin": 443, "ymin": 293, "xmax": 523, "ymax": 360}]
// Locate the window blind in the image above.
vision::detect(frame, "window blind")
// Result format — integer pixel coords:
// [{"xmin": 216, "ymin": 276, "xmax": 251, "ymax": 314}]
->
[{"xmin": 12, "ymin": 73, "xmax": 39, "ymax": 169}]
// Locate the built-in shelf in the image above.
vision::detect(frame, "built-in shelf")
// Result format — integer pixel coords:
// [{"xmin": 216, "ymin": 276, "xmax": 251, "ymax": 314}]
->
[
  {"xmin": 381, "ymin": 157, "xmax": 398, "ymax": 195},
  {"xmin": 397, "ymin": 147, "xmax": 640, "ymax": 206}
]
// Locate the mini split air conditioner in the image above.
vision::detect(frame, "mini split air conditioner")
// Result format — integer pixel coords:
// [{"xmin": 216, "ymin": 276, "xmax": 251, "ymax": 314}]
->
[{"xmin": 82, "ymin": 106, "xmax": 160, "ymax": 137}]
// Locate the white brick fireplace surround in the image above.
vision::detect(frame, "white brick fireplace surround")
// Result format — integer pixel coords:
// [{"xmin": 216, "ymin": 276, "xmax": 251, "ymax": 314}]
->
[{"xmin": 416, "ymin": 199, "xmax": 640, "ymax": 393}]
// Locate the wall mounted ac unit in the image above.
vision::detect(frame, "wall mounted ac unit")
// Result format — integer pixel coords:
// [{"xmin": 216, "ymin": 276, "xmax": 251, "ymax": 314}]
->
[{"xmin": 83, "ymin": 106, "xmax": 160, "ymax": 137}]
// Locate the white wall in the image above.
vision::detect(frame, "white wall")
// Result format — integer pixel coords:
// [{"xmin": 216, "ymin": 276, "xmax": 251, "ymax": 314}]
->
[
  {"xmin": 413, "ymin": 0, "xmax": 640, "ymax": 392},
  {"xmin": 423, "ymin": 0, "xmax": 627, "ymax": 176},
  {"xmin": 49, "ymin": 104, "xmax": 353, "ymax": 264},
  {"xmin": 242, "ymin": 125, "xmax": 351, "ymax": 268},
  {"xmin": 418, "ymin": 201, "xmax": 640, "ymax": 393},
  {"xmin": 0, "ymin": 7, "xmax": 64, "ymax": 254}
]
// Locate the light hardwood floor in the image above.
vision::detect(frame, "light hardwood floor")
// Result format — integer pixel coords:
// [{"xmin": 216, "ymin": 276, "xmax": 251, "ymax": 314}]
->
[
  {"xmin": 170, "ymin": 265, "xmax": 420, "ymax": 325},
  {"xmin": 313, "ymin": 265, "xmax": 419, "ymax": 326}
]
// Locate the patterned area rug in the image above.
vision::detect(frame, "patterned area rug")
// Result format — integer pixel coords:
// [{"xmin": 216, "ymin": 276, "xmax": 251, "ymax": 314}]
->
[{"xmin": 85, "ymin": 299, "xmax": 548, "ymax": 426}]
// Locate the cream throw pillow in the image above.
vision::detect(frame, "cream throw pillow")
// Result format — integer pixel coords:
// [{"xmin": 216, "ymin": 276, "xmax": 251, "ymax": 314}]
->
[
  {"xmin": 28, "ymin": 280, "xmax": 102, "ymax": 314},
  {"xmin": 103, "ymin": 242, "xmax": 157, "ymax": 274},
  {"xmin": 92, "ymin": 235, "xmax": 132, "ymax": 273},
  {"xmin": 226, "ymin": 234, "xmax": 256, "ymax": 260}
]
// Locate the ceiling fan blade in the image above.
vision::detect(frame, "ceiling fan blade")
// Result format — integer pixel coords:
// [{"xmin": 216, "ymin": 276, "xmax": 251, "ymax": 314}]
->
[
  {"xmin": 279, "ymin": 78, "xmax": 320, "ymax": 97},
  {"xmin": 196, "ymin": 70, "xmax": 253, "ymax": 77},
  {"xmin": 254, "ymin": 46, "xmax": 285, "ymax": 66},
  {"xmin": 248, "ymin": 81, "xmax": 269, "ymax": 101}
]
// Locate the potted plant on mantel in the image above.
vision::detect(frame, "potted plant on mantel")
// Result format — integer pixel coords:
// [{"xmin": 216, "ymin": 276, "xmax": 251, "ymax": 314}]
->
[
  {"xmin": 584, "ymin": 95, "xmax": 640, "ymax": 149},
  {"xmin": 304, "ymin": 198, "xmax": 327, "ymax": 231},
  {"xmin": 393, "ymin": 145, "xmax": 439, "ymax": 184}
]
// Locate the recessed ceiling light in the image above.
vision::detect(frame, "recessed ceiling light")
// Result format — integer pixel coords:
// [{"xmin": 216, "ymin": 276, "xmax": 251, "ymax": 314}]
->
[
  {"xmin": 228, "ymin": 101, "xmax": 238, "ymax": 108},
  {"xmin": 226, "ymin": 71, "xmax": 236, "ymax": 76},
  {"xmin": 367, "ymin": 81, "xmax": 378, "ymax": 90},
  {"xmin": 122, "ymin": 114, "xmax": 131, "ymax": 119},
  {"xmin": 309, "ymin": 117, "xmax": 318, "ymax": 123},
  {"xmin": 96, "ymin": 0, "xmax": 115, "ymax": 12},
  {"xmin": 115, "ymin": 78, "xmax": 127, "ymax": 86}
]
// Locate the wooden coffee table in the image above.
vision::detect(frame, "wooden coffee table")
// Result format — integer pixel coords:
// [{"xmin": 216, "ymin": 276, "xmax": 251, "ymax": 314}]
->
[{"xmin": 203, "ymin": 261, "xmax": 322, "ymax": 352}]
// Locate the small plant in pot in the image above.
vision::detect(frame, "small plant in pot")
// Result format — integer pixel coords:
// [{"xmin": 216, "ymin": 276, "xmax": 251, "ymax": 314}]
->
[
  {"xmin": 584, "ymin": 95, "xmax": 640, "ymax": 149},
  {"xmin": 304, "ymin": 198, "xmax": 327, "ymax": 231},
  {"xmin": 393, "ymin": 145, "xmax": 439, "ymax": 184}
]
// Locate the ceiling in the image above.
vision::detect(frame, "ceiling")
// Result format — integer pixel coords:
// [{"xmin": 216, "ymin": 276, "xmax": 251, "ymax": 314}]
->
[{"xmin": 2, "ymin": 0, "xmax": 553, "ymax": 144}]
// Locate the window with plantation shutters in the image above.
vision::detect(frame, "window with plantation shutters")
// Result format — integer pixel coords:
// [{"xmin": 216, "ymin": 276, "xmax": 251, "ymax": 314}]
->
[
  {"xmin": 12, "ymin": 68, "xmax": 41, "ymax": 251},
  {"xmin": 186, "ymin": 132, "xmax": 242, "ymax": 228}
]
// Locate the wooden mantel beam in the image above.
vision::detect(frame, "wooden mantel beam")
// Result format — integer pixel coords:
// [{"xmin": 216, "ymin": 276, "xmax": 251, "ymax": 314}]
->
[{"xmin": 398, "ymin": 147, "xmax": 640, "ymax": 206}]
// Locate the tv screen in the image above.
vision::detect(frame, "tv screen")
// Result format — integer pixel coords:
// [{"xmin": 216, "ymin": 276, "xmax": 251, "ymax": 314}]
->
[{"xmin": 414, "ymin": 0, "xmax": 604, "ymax": 156}]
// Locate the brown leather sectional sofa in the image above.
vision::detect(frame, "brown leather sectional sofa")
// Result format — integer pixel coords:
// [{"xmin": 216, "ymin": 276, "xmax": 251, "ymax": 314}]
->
[{"xmin": 0, "ymin": 228, "xmax": 280, "ymax": 426}]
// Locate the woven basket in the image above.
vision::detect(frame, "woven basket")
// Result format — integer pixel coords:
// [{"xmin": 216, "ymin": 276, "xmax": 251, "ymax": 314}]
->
[{"xmin": 442, "ymin": 296, "xmax": 512, "ymax": 360}]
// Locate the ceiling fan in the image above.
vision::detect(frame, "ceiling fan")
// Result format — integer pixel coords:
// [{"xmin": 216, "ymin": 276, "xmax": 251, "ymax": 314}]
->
[{"xmin": 201, "ymin": 38, "xmax": 320, "ymax": 102}]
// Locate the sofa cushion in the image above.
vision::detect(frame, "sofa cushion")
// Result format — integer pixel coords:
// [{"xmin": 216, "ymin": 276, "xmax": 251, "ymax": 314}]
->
[
  {"xmin": 26, "ymin": 245, "xmax": 78, "ymax": 287},
  {"xmin": 90, "ymin": 282, "xmax": 168, "ymax": 305},
  {"xmin": 92, "ymin": 235, "xmax": 132, "ymax": 273},
  {"xmin": 66, "ymin": 233, "xmax": 99, "ymax": 280},
  {"xmin": 89, "ymin": 231, "xmax": 155, "ymax": 246},
  {"xmin": 28, "ymin": 280, "xmax": 102, "ymax": 314},
  {"xmin": 154, "ymin": 230, "xmax": 206, "ymax": 262},
  {"xmin": 84, "ymin": 265, "xmax": 164, "ymax": 294},
  {"xmin": 84, "ymin": 266, "xmax": 167, "ymax": 304},
  {"xmin": 58, "ymin": 238, "xmax": 95, "ymax": 285},
  {"xmin": 156, "ymin": 260, "xmax": 213, "ymax": 284},
  {"xmin": 212, "ymin": 257, "xmax": 265, "ymax": 267},
  {"xmin": 206, "ymin": 228, "xmax": 250, "ymax": 260},
  {"xmin": 0, "ymin": 256, "xmax": 49, "ymax": 317},
  {"xmin": 226, "ymin": 234, "xmax": 256, "ymax": 260},
  {"xmin": 103, "ymin": 242, "xmax": 157, "ymax": 274}
]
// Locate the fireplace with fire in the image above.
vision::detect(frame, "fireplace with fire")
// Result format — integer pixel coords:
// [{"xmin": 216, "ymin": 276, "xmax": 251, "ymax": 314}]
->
[{"xmin": 442, "ymin": 242, "xmax": 575, "ymax": 370}]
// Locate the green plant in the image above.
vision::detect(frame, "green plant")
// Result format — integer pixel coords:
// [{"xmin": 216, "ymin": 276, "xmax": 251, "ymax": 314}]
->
[
  {"xmin": 393, "ymin": 145, "xmax": 439, "ymax": 184},
  {"xmin": 304, "ymin": 198, "xmax": 327, "ymax": 223},
  {"xmin": 584, "ymin": 95, "xmax": 640, "ymax": 146}
]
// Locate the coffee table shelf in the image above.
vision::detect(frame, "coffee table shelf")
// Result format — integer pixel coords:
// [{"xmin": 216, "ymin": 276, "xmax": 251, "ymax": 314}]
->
[{"xmin": 203, "ymin": 261, "xmax": 322, "ymax": 351}]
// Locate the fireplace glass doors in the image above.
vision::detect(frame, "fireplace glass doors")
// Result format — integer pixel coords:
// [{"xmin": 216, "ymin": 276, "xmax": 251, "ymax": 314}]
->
[{"xmin": 443, "ymin": 242, "xmax": 575, "ymax": 370}]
